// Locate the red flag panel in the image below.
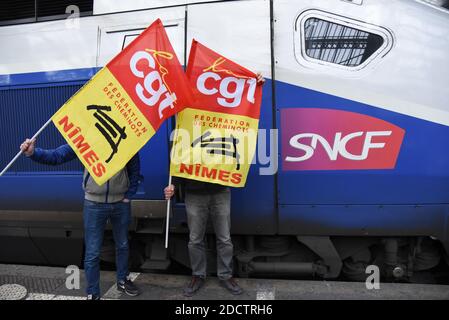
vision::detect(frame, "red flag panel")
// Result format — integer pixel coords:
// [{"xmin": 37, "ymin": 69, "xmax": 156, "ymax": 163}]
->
[
  {"xmin": 186, "ymin": 40, "xmax": 262, "ymax": 119},
  {"xmin": 108, "ymin": 18, "xmax": 193, "ymax": 131}
]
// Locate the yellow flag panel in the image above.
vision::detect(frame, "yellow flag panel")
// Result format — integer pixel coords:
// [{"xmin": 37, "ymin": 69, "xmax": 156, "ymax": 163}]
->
[
  {"xmin": 170, "ymin": 108, "xmax": 259, "ymax": 187},
  {"xmin": 52, "ymin": 68, "xmax": 155, "ymax": 186}
]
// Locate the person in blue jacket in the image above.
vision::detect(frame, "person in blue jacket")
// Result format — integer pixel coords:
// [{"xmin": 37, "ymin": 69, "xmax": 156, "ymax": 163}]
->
[{"xmin": 20, "ymin": 138, "xmax": 142, "ymax": 300}]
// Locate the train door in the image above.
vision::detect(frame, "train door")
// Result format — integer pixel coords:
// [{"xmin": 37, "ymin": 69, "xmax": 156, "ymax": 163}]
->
[
  {"xmin": 97, "ymin": 8, "xmax": 187, "ymax": 202},
  {"xmin": 167, "ymin": 0, "xmax": 277, "ymax": 236},
  {"xmin": 93, "ymin": 8, "xmax": 188, "ymax": 269}
]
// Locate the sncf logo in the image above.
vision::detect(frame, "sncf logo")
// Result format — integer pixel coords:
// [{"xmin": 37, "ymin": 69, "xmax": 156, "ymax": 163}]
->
[
  {"xmin": 281, "ymin": 108, "xmax": 405, "ymax": 171},
  {"xmin": 287, "ymin": 131, "xmax": 392, "ymax": 162}
]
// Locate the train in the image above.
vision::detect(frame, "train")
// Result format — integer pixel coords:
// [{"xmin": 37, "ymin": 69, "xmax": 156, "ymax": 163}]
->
[{"xmin": 1, "ymin": 0, "xmax": 449, "ymax": 282}]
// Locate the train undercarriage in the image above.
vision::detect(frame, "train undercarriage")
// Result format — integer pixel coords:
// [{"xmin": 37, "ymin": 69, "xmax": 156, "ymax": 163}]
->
[
  {"xmin": 1, "ymin": 206, "xmax": 447, "ymax": 284},
  {"xmin": 100, "ymin": 231, "xmax": 447, "ymax": 283}
]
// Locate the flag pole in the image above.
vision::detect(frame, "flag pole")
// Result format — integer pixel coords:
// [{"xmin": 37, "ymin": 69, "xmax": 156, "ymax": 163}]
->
[
  {"xmin": 165, "ymin": 114, "xmax": 179, "ymax": 249},
  {"xmin": 0, "ymin": 118, "xmax": 53, "ymax": 176},
  {"xmin": 165, "ymin": 174, "xmax": 172, "ymax": 248}
]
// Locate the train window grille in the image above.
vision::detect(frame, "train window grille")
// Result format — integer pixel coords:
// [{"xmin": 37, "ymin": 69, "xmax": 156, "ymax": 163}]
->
[
  {"xmin": 0, "ymin": 84, "xmax": 84, "ymax": 173},
  {"xmin": 303, "ymin": 18, "xmax": 384, "ymax": 67},
  {"xmin": 295, "ymin": 10, "xmax": 393, "ymax": 72}
]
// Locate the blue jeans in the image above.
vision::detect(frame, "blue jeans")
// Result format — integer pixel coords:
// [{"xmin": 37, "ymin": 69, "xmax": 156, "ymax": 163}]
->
[
  {"xmin": 83, "ymin": 199, "xmax": 131, "ymax": 296},
  {"xmin": 185, "ymin": 190, "xmax": 233, "ymax": 280}
]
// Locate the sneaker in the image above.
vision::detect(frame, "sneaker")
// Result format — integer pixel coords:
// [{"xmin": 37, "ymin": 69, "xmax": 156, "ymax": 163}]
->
[
  {"xmin": 183, "ymin": 276, "xmax": 205, "ymax": 297},
  {"xmin": 117, "ymin": 278, "xmax": 140, "ymax": 297},
  {"xmin": 219, "ymin": 278, "xmax": 243, "ymax": 295},
  {"xmin": 86, "ymin": 294, "xmax": 100, "ymax": 300}
]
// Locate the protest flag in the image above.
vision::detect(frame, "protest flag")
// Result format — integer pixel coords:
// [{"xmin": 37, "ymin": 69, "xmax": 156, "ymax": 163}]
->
[
  {"xmin": 170, "ymin": 40, "xmax": 263, "ymax": 187},
  {"xmin": 50, "ymin": 18, "xmax": 193, "ymax": 185}
]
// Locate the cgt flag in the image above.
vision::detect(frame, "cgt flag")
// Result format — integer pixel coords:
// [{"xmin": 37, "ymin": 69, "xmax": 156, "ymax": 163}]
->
[
  {"xmin": 51, "ymin": 19, "xmax": 192, "ymax": 185},
  {"xmin": 170, "ymin": 40, "xmax": 263, "ymax": 187}
]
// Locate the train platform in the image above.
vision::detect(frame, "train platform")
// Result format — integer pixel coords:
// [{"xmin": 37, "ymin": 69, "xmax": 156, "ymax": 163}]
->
[{"xmin": 0, "ymin": 264, "xmax": 448, "ymax": 300}]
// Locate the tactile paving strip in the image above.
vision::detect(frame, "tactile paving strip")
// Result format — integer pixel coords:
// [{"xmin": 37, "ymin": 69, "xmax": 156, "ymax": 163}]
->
[
  {"xmin": 0, "ymin": 284, "xmax": 28, "ymax": 300},
  {"xmin": 0, "ymin": 275, "xmax": 64, "ymax": 298}
]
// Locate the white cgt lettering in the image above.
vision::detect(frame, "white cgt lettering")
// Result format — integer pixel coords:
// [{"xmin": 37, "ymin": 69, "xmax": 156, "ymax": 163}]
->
[
  {"xmin": 285, "ymin": 131, "xmax": 392, "ymax": 162},
  {"xmin": 130, "ymin": 50, "xmax": 176, "ymax": 118},
  {"xmin": 197, "ymin": 71, "xmax": 256, "ymax": 108}
]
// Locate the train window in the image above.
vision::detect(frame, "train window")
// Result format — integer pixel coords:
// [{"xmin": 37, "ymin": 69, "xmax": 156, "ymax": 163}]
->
[
  {"xmin": 303, "ymin": 18, "xmax": 383, "ymax": 67},
  {"xmin": 295, "ymin": 10, "xmax": 393, "ymax": 71},
  {"xmin": 37, "ymin": 0, "xmax": 93, "ymax": 21},
  {"xmin": 421, "ymin": 0, "xmax": 449, "ymax": 10},
  {"xmin": 0, "ymin": 0, "xmax": 93, "ymax": 26},
  {"xmin": 0, "ymin": 0, "xmax": 36, "ymax": 25}
]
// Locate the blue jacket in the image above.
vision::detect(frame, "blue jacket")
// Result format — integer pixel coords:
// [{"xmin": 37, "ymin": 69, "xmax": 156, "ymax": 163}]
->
[{"xmin": 30, "ymin": 144, "xmax": 141, "ymax": 200}]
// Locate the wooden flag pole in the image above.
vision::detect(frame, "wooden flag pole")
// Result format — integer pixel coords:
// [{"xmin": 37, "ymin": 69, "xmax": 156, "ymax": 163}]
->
[{"xmin": 0, "ymin": 118, "xmax": 53, "ymax": 176}]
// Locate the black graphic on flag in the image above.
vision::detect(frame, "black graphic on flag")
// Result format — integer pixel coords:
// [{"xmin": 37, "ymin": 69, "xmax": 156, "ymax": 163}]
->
[
  {"xmin": 191, "ymin": 131, "xmax": 240, "ymax": 170},
  {"xmin": 87, "ymin": 105, "xmax": 127, "ymax": 163}
]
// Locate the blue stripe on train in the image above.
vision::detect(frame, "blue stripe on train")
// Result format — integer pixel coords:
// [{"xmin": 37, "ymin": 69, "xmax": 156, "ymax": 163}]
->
[
  {"xmin": 0, "ymin": 67, "xmax": 168, "ymax": 211},
  {"xmin": 1, "ymin": 68, "xmax": 448, "ymax": 239},
  {"xmin": 274, "ymin": 80, "xmax": 449, "ymax": 238},
  {"xmin": 275, "ymin": 80, "xmax": 449, "ymax": 205},
  {"xmin": 0, "ymin": 68, "xmax": 100, "ymax": 87}
]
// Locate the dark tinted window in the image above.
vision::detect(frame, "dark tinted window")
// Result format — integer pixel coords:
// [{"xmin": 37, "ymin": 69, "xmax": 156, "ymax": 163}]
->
[
  {"xmin": 0, "ymin": 0, "xmax": 35, "ymax": 24},
  {"xmin": 422, "ymin": 0, "xmax": 449, "ymax": 10},
  {"xmin": 37, "ymin": 0, "xmax": 93, "ymax": 20},
  {"xmin": 0, "ymin": 0, "xmax": 93, "ymax": 26},
  {"xmin": 304, "ymin": 18, "xmax": 384, "ymax": 67}
]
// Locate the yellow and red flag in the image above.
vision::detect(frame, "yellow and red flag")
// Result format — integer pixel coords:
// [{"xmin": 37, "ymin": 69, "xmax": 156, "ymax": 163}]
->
[
  {"xmin": 170, "ymin": 40, "xmax": 263, "ymax": 187},
  {"xmin": 51, "ymin": 19, "xmax": 192, "ymax": 185}
]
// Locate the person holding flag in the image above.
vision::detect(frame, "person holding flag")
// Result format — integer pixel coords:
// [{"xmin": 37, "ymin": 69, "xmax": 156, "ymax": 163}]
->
[
  {"xmin": 20, "ymin": 139, "xmax": 141, "ymax": 300},
  {"xmin": 11, "ymin": 19, "xmax": 193, "ymax": 300},
  {"xmin": 164, "ymin": 66, "xmax": 265, "ymax": 297}
]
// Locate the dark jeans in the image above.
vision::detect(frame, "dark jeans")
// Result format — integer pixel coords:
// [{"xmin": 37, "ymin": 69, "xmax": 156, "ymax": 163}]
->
[
  {"xmin": 83, "ymin": 199, "xmax": 131, "ymax": 296},
  {"xmin": 185, "ymin": 189, "xmax": 233, "ymax": 280}
]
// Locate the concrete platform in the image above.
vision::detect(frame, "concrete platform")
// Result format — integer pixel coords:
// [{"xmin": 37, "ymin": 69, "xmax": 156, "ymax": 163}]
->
[{"xmin": 0, "ymin": 264, "xmax": 448, "ymax": 300}]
